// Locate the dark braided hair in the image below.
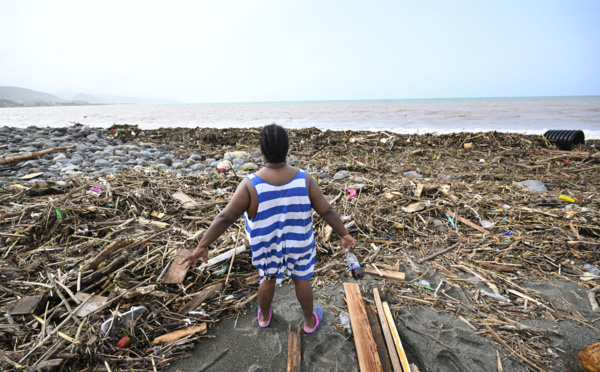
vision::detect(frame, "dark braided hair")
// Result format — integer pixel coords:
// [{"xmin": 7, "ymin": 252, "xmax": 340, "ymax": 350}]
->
[{"xmin": 259, "ymin": 124, "xmax": 289, "ymax": 163}]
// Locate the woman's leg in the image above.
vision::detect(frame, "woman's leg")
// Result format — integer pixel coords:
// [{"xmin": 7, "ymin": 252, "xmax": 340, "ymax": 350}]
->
[
  {"xmin": 258, "ymin": 279, "xmax": 276, "ymax": 326},
  {"xmin": 292, "ymin": 277, "xmax": 315, "ymax": 329}
]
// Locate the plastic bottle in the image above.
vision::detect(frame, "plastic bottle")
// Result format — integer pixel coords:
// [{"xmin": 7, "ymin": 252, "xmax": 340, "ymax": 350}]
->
[{"xmin": 345, "ymin": 249, "xmax": 364, "ymax": 280}]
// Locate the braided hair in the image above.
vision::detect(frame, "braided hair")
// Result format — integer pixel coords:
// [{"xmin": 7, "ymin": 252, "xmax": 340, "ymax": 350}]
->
[{"xmin": 259, "ymin": 124, "xmax": 289, "ymax": 163}]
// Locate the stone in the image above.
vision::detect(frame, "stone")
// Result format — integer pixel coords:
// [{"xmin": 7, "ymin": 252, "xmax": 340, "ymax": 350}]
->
[
  {"xmin": 95, "ymin": 159, "xmax": 112, "ymax": 167},
  {"xmin": 242, "ymin": 162, "xmax": 259, "ymax": 171},
  {"xmin": 189, "ymin": 154, "xmax": 203, "ymax": 161},
  {"xmin": 518, "ymin": 180, "xmax": 547, "ymax": 193},
  {"xmin": 318, "ymin": 173, "xmax": 333, "ymax": 179},
  {"xmin": 333, "ymin": 170, "xmax": 350, "ymax": 180},
  {"xmin": 172, "ymin": 162, "xmax": 185, "ymax": 170},
  {"xmin": 403, "ymin": 171, "xmax": 423, "ymax": 178},
  {"xmin": 217, "ymin": 160, "xmax": 233, "ymax": 169},
  {"xmin": 53, "ymin": 154, "xmax": 67, "ymax": 162},
  {"xmin": 158, "ymin": 158, "xmax": 173, "ymax": 166},
  {"xmin": 190, "ymin": 163, "xmax": 206, "ymax": 171}
]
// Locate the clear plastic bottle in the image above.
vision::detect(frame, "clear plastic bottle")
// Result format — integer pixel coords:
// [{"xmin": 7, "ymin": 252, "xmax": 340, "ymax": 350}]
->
[{"xmin": 345, "ymin": 249, "xmax": 364, "ymax": 280}]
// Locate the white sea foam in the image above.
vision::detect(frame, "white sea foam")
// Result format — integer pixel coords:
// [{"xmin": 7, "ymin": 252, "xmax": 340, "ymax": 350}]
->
[{"xmin": 1, "ymin": 96, "xmax": 599, "ymax": 138}]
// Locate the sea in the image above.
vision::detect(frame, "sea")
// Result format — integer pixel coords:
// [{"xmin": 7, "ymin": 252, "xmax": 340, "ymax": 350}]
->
[{"xmin": 1, "ymin": 96, "xmax": 599, "ymax": 139}]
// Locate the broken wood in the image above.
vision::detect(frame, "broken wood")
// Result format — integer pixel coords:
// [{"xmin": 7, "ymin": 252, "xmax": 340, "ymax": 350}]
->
[
  {"xmin": 161, "ymin": 249, "xmax": 193, "ymax": 284},
  {"xmin": 373, "ymin": 289, "xmax": 403, "ymax": 372},
  {"xmin": 172, "ymin": 191, "xmax": 200, "ymax": 209},
  {"xmin": 287, "ymin": 324, "xmax": 301, "ymax": 372},
  {"xmin": 445, "ymin": 210, "xmax": 490, "ymax": 234},
  {"xmin": 151, "ymin": 324, "xmax": 207, "ymax": 345},
  {"xmin": 6, "ymin": 295, "xmax": 44, "ymax": 315},
  {"xmin": 0, "ymin": 145, "xmax": 77, "ymax": 165},
  {"xmin": 383, "ymin": 302, "xmax": 411, "ymax": 372},
  {"xmin": 364, "ymin": 267, "xmax": 406, "ymax": 281},
  {"xmin": 81, "ymin": 238, "xmax": 133, "ymax": 272},
  {"xmin": 366, "ymin": 304, "xmax": 394, "ymax": 372},
  {"xmin": 417, "ymin": 242, "xmax": 460, "ymax": 264},
  {"xmin": 178, "ymin": 283, "xmax": 223, "ymax": 315},
  {"xmin": 344, "ymin": 283, "xmax": 383, "ymax": 372}
]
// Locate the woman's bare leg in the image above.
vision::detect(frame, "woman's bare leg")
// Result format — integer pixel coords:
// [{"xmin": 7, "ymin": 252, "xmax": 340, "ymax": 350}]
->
[
  {"xmin": 258, "ymin": 279, "xmax": 276, "ymax": 326},
  {"xmin": 292, "ymin": 277, "xmax": 315, "ymax": 329}
]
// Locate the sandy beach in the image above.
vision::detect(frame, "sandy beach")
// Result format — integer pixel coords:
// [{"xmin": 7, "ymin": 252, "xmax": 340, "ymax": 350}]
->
[{"xmin": 0, "ymin": 126, "xmax": 599, "ymax": 371}]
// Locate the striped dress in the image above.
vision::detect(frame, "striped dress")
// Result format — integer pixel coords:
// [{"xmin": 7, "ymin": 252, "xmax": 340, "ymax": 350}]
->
[{"xmin": 244, "ymin": 169, "xmax": 316, "ymax": 284}]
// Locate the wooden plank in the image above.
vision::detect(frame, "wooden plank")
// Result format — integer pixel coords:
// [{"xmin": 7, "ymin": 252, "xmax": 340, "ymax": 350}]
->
[
  {"xmin": 373, "ymin": 289, "xmax": 403, "ymax": 372},
  {"xmin": 178, "ymin": 283, "xmax": 223, "ymax": 315},
  {"xmin": 414, "ymin": 183, "xmax": 424, "ymax": 198},
  {"xmin": 172, "ymin": 191, "xmax": 200, "ymax": 209},
  {"xmin": 6, "ymin": 295, "xmax": 44, "ymax": 315},
  {"xmin": 383, "ymin": 302, "xmax": 411, "ymax": 372},
  {"xmin": 344, "ymin": 283, "xmax": 383, "ymax": 372},
  {"xmin": 366, "ymin": 304, "xmax": 393, "ymax": 372},
  {"xmin": 364, "ymin": 267, "xmax": 405, "ymax": 282},
  {"xmin": 287, "ymin": 324, "xmax": 301, "ymax": 372},
  {"xmin": 161, "ymin": 249, "xmax": 193, "ymax": 284},
  {"xmin": 151, "ymin": 324, "xmax": 207, "ymax": 345}
]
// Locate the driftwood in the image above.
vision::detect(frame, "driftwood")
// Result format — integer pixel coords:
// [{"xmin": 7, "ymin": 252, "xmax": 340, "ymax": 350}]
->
[
  {"xmin": 417, "ymin": 242, "xmax": 460, "ymax": 264},
  {"xmin": 0, "ymin": 145, "xmax": 77, "ymax": 165},
  {"xmin": 287, "ymin": 325, "xmax": 301, "ymax": 372}
]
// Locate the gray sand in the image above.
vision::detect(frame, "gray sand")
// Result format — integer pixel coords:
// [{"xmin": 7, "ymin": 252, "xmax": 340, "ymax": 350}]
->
[{"xmin": 165, "ymin": 275, "xmax": 598, "ymax": 372}]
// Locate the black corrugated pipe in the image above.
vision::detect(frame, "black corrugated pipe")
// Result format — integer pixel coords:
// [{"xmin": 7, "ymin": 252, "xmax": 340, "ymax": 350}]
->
[{"xmin": 543, "ymin": 130, "xmax": 585, "ymax": 151}]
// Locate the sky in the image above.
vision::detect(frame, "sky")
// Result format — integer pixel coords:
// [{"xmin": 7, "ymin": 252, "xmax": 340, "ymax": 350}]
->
[{"xmin": 0, "ymin": 0, "xmax": 599, "ymax": 103}]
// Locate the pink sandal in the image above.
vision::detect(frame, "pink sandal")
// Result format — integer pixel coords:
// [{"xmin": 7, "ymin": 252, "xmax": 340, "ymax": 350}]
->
[
  {"xmin": 257, "ymin": 307, "xmax": 273, "ymax": 328},
  {"xmin": 303, "ymin": 306, "xmax": 324, "ymax": 334}
]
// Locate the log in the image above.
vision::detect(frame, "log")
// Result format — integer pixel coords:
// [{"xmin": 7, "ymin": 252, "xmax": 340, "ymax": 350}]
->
[
  {"xmin": 364, "ymin": 267, "xmax": 405, "ymax": 281},
  {"xmin": 151, "ymin": 324, "xmax": 207, "ymax": 345},
  {"xmin": 344, "ymin": 283, "xmax": 383, "ymax": 372},
  {"xmin": 287, "ymin": 324, "xmax": 301, "ymax": 372},
  {"xmin": 383, "ymin": 302, "xmax": 411, "ymax": 372},
  {"xmin": 0, "ymin": 145, "xmax": 77, "ymax": 165},
  {"xmin": 366, "ymin": 304, "xmax": 393, "ymax": 372},
  {"xmin": 373, "ymin": 289, "xmax": 403, "ymax": 372},
  {"xmin": 81, "ymin": 238, "xmax": 133, "ymax": 272},
  {"xmin": 178, "ymin": 283, "xmax": 223, "ymax": 315}
]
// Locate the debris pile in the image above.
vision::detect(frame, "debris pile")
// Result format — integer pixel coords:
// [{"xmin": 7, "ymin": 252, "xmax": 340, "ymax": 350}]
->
[{"xmin": 0, "ymin": 127, "xmax": 598, "ymax": 371}]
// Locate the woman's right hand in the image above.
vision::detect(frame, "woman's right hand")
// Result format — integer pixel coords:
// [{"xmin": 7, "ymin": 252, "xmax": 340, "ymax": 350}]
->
[
  {"xmin": 340, "ymin": 234, "xmax": 356, "ymax": 251},
  {"xmin": 180, "ymin": 245, "xmax": 209, "ymax": 268}
]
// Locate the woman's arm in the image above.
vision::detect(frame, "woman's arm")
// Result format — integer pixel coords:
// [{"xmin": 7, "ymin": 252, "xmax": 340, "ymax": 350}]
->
[
  {"xmin": 307, "ymin": 174, "xmax": 356, "ymax": 251},
  {"xmin": 180, "ymin": 178, "xmax": 252, "ymax": 268}
]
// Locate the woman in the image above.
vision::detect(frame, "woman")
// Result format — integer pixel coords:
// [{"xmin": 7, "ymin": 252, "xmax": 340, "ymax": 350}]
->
[{"xmin": 181, "ymin": 124, "xmax": 355, "ymax": 332}]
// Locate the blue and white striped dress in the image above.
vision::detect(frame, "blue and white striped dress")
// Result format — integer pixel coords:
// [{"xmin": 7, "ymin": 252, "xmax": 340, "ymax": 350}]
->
[{"xmin": 244, "ymin": 169, "xmax": 316, "ymax": 284}]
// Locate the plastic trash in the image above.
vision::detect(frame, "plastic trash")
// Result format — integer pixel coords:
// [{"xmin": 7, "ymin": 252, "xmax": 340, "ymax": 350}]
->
[
  {"xmin": 543, "ymin": 129, "xmax": 585, "ymax": 151},
  {"xmin": 559, "ymin": 195, "xmax": 577, "ymax": 203},
  {"xmin": 345, "ymin": 250, "xmax": 364, "ymax": 280},
  {"xmin": 445, "ymin": 214, "xmax": 455, "ymax": 228},
  {"xmin": 480, "ymin": 289, "xmax": 511, "ymax": 303},
  {"xmin": 339, "ymin": 311, "xmax": 352, "ymax": 334},
  {"xmin": 347, "ymin": 189, "xmax": 357, "ymax": 198},
  {"xmin": 584, "ymin": 264, "xmax": 600, "ymax": 276},
  {"xmin": 415, "ymin": 280, "xmax": 434, "ymax": 291},
  {"xmin": 101, "ymin": 306, "xmax": 148, "ymax": 335}
]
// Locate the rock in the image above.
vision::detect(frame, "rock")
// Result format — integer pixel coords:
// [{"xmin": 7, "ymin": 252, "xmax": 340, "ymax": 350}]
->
[
  {"xmin": 86, "ymin": 134, "xmax": 100, "ymax": 142},
  {"xmin": 52, "ymin": 154, "xmax": 67, "ymax": 163},
  {"xmin": 189, "ymin": 154, "xmax": 203, "ymax": 161},
  {"xmin": 433, "ymin": 219, "xmax": 444, "ymax": 227},
  {"xmin": 242, "ymin": 162, "xmax": 259, "ymax": 171},
  {"xmin": 579, "ymin": 342, "xmax": 600, "ymax": 372},
  {"xmin": 333, "ymin": 170, "xmax": 350, "ymax": 180},
  {"xmin": 172, "ymin": 162, "xmax": 185, "ymax": 170},
  {"xmin": 158, "ymin": 144, "xmax": 173, "ymax": 152},
  {"xmin": 518, "ymin": 180, "xmax": 547, "ymax": 193},
  {"xmin": 287, "ymin": 155, "xmax": 299, "ymax": 165},
  {"xmin": 318, "ymin": 173, "xmax": 333, "ymax": 179},
  {"xmin": 61, "ymin": 164, "xmax": 80, "ymax": 173},
  {"xmin": 158, "ymin": 158, "xmax": 173, "ymax": 166},
  {"xmin": 232, "ymin": 158, "xmax": 246, "ymax": 165},
  {"xmin": 437, "ymin": 174, "xmax": 452, "ymax": 180},
  {"xmin": 217, "ymin": 160, "xmax": 233, "ymax": 169},
  {"xmin": 137, "ymin": 151, "xmax": 153, "ymax": 159},
  {"xmin": 103, "ymin": 146, "xmax": 116, "ymax": 156},
  {"xmin": 190, "ymin": 163, "xmax": 206, "ymax": 172},
  {"xmin": 403, "ymin": 171, "xmax": 423, "ymax": 179},
  {"xmin": 95, "ymin": 159, "xmax": 112, "ymax": 167},
  {"xmin": 155, "ymin": 163, "xmax": 170, "ymax": 170}
]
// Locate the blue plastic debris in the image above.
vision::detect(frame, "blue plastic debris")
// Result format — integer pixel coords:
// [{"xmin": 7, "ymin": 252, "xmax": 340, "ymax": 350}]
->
[{"xmin": 445, "ymin": 214, "xmax": 455, "ymax": 228}]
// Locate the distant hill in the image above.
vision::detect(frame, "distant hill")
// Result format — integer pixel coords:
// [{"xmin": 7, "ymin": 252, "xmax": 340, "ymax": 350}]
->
[
  {"xmin": 0, "ymin": 86, "xmax": 182, "ymax": 107},
  {"xmin": 0, "ymin": 86, "xmax": 70, "ymax": 107}
]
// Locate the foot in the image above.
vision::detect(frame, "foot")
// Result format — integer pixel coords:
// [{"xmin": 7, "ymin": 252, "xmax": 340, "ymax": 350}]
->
[
  {"xmin": 303, "ymin": 306, "xmax": 324, "ymax": 334},
  {"xmin": 257, "ymin": 308, "xmax": 273, "ymax": 328}
]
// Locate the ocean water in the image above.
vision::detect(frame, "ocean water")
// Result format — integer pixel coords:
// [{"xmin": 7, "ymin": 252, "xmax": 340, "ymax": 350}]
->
[{"xmin": 1, "ymin": 96, "xmax": 599, "ymax": 138}]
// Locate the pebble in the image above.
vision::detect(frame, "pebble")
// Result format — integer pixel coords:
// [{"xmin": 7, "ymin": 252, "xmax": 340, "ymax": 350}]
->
[{"xmin": 0, "ymin": 125, "xmax": 272, "ymax": 183}]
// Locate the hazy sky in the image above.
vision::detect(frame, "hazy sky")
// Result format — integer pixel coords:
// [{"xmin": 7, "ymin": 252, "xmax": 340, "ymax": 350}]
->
[{"xmin": 1, "ymin": 0, "xmax": 598, "ymax": 103}]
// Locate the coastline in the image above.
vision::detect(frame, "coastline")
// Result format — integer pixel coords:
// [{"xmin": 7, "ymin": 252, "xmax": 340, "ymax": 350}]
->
[{"xmin": 1, "ymin": 125, "xmax": 599, "ymax": 371}]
